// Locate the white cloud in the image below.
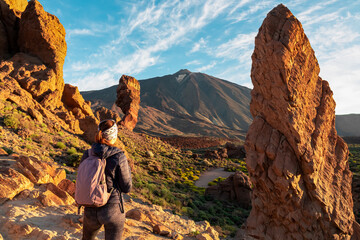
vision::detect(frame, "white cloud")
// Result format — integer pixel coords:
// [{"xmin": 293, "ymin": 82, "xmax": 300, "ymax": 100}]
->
[
  {"xmin": 113, "ymin": 49, "xmax": 159, "ymax": 75},
  {"xmin": 185, "ymin": 60, "xmax": 201, "ymax": 66},
  {"xmin": 227, "ymin": 0, "xmax": 273, "ymax": 23},
  {"xmin": 67, "ymin": 28, "xmax": 95, "ymax": 37},
  {"xmin": 297, "ymin": 0, "xmax": 338, "ymax": 21},
  {"xmin": 211, "ymin": 32, "xmax": 256, "ymax": 66},
  {"xmin": 73, "ymin": 0, "xmax": 239, "ymax": 90},
  {"xmin": 190, "ymin": 38, "xmax": 206, "ymax": 53},
  {"xmin": 311, "ymin": 22, "xmax": 359, "ymax": 45},
  {"xmin": 70, "ymin": 62, "xmax": 93, "ymax": 72},
  {"xmin": 319, "ymin": 45, "xmax": 360, "ymax": 114},
  {"xmin": 195, "ymin": 61, "xmax": 216, "ymax": 72},
  {"xmin": 228, "ymin": 0, "xmax": 251, "ymax": 15},
  {"xmin": 74, "ymin": 72, "xmax": 117, "ymax": 91},
  {"xmin": 64, "ymin": 0, "xmax": 360, "ymax": 114},
  {"xmin": 294, "ymin": 1, "xmax": 360, "ymax": 114}
]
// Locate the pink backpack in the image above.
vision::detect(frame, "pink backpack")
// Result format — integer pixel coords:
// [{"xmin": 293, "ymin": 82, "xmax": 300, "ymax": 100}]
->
[{"xmin": 75, "ymin": 149, "xmax": 112, "ymax": 207}]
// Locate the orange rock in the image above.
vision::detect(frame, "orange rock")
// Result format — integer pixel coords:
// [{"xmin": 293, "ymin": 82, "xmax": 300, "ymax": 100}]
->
[
  {"xmin": 116, "ymin": 75, "xmax": 140, "ymax": 131},
  {"xmin": 0, "ymin": 148, "xmax": 8, "ymax": 156},
  {"xmin": 195, "ymin": 233, "xmax": 213, "ymax": 240},
  {"xmin": 3, "ymin": 220, "xmax": 33, "ymax": 237},
  {"xmin": 57, "ymin": 179, "xmax": 75, "ymax": 197},
  {"xmin": 0, "ymin": 167, "xmax": 34, "ymax": 203},
  {"xmin": 126, "ymin": 208, "xmax": 148, "ymax": 222},
  {"xmin": 244, "ymin": 4, "xmax": 355, "ymax": 239},
  {"xmin": 62, "ymin": 83, "xmax": 93, "ymax": 117},
  {"xmin": 1, "ymin": 0, "xmax": 27, "ymax": 16},
  {"xmin": 153, "ymin": 224, "xmax": 171, "ymax": 237},
  {"xmin": 15, "ymin": 155, "xmax": 66, "ymax": 185},
  {"xmin": 78, "ymin": 115, "xmax": 99, "ymax": 142},
  {"xmin": 94, "ymin": 106, "xmax": 122, "ymax": 123},
  {"xmin": 38, "ymin": 190, "xmax": 63, "ymax": 206},
  {"xmin": 18, "ymin": 0, "xmax": 66, "ymax": 77},
  {"xmin": 17, "ymin": 0, "xmax": 66, "ymax": 110},
  {"xmin": 46, "ymin": 182, "xmax": 74, "ymax": 205}
]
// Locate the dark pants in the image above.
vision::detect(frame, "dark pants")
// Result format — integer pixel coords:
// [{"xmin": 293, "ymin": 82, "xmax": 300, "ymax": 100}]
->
[{"xmin": 82, "ymin": 203, "xmax": 125, "ymax": 240}]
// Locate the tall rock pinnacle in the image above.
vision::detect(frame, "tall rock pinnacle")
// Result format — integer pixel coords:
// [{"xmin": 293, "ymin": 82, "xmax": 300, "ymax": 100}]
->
[
  {"xmin": 244, "ymin": 4, "xmax": 356, "ymax": 239},
  {"xmin": 116, "ymin": 75, "xmax": 140, "ymax": 131}
]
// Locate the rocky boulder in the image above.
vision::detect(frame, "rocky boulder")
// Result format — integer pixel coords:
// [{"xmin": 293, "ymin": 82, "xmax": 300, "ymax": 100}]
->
[
  {"xmin": 15, "ymin": 155, "xmax": 66, "ymax": 185},
  {"xmin": 94, "ymin": 106, "xmax": 122, "ymax": 123},
  {"xmin": 62, "ymin": 83, "xmax": 93, "ymax": 118},
  {"xmin": 205, "ymin": 171, "xmax": 251, "ymax": 208},
  {"xmin": 244, "ymin": 4, "xmax": 356, "ymax": 239},
  {"xmin": 225, "ymin": 142, "xmax": 246, "ymax": 159},
  {"xmin": 116, "ymin": 75, "xmax": 140, "ymax": 131},
  {"xmin": 0, "ymin": 167, "xmax": 34, "ymax": 203}
]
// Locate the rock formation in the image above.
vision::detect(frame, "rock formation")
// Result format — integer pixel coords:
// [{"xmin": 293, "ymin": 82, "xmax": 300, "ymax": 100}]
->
[
  {"xmin": 116, "ymin": 75, "xmax": 140, "ymax": 131},
  {"xmin": 225, "ymin": 143, "xmax": 246, "ymax": 159},
  {"xmin": 94, "ymin": 106, "xmax": 122, "ymax": 123},
  {"xmin": 205, "ymin": 171, "xmax": 251, "ymax": 208},
  {"xmin": 0, "ymin": 154, "xmax": 67, "ymax": 204},
  {"xmin": 0, "ymin": 0, "xmax": 98, "ymax": 142},
  {"xmin": 244, "ymin": 4, "xmax": 356, "ymax": 239}
]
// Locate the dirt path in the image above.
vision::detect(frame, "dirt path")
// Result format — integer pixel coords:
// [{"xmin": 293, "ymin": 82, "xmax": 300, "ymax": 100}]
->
[{"xmin": 195, "ymin": 168, "xmax": 233, "ymax": 188}]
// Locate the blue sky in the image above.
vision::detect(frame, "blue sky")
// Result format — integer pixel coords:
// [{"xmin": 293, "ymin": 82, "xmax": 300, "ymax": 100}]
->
[{"xmin": 39, "ymin": 0, "xmax": 360, "ymax": 114}]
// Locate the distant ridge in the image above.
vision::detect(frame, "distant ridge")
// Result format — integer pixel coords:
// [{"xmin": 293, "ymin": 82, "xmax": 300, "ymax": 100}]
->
[
  {"xmin": 81, "ymin": 70, "xmax": 360, "ymax": 139},
  {"xmin": 335, "ymin": 114, "xmax": 360, "ymax": 137},
  {"xmin": 81, "ymin": 70, "xmax": 252, "ymax": 139}
]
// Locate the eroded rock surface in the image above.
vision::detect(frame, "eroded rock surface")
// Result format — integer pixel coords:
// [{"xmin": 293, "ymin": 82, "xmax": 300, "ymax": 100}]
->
[
  {"xmin": 116, "ymin": 75, "xmax": 140, "ymax": 131},
  {"xmin": 18, "ymin": 0, "xmax": 66, "ymax": 77},
  {"xmin": 205, "ymin": 171, "xmax": 251, "ymax": 208},
  {"xmin": 244, "ymin": 4, "xmax": 356, "ymax": 239},
  {"xmin": 94, "ymin": 106, "xmax": 122, "ymax": 123},
  {"xmin": 0, "ymin": 0, "xmax": 97, "ymax": 141}
]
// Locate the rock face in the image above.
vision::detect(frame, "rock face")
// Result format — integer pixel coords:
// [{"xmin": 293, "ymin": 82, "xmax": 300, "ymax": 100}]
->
[
  {"xmin": 116, "ymin": 75, "xmax": 140, "ymax": 131},
  {"xmin": 17, "ymin": 0, "xmax": 66, "ymax": 109},
  {"xmin": 0, "ymin": 0, "xmax": 98, "ymax": 141},
  {"xmin": 205, "ymin": 171, "xmax": 251, "ymax": 208},
  {"xmin": 18, "ymin": 0, "xmax": 66, "ymax": 77},
  {"xmin": 62, "ymin": 83, "xmax": 93, "ymax": 118},
  {"xmin": 244, "ymin": 4, "xmax": 355, "ymax": 239},
  {"xmin": 0, "ymin": 0, "xmax": 27, "ymax": 56}
]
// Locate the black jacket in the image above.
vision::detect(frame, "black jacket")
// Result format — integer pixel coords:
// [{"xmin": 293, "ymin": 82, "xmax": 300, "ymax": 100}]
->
[{"xmin": 81, "ymin": 143, "xmax": 132, "ymax": 203}]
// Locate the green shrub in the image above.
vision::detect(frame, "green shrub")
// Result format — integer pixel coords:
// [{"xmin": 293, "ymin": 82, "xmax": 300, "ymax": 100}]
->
[
  {"xmin": 25, "ymin": 145, "xmax": 33, "ymax": 150},
  {"xmin": 67, "ymin": 147, "xmax": 77, "ymax": 155},
  {"xmin": 55, "ymin": 142, "xmax": 66, "ymax": 149},
  {"xmin": 67, "ymin": 153, "xmax": 82, "ymax": 167},
  {"xmin": 4, "ymin": 115, "xmax": 19, "ymax": 129}
]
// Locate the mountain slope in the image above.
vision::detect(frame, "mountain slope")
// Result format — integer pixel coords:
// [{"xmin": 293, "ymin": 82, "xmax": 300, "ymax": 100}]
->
[
  {"xmin": 81, "ymin": 70, "xmax": 360, "ymax": 139},
  {"xmin": 335, "ymin": 114, "xmax": 360, "ymax": 137},
  {"xmin": 81, "ymin": 70, "xmax": 252, "ymax": 139}
]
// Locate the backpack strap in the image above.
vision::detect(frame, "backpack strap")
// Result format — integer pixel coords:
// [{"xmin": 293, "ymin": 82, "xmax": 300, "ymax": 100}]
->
[{"xmin": 78, "ymin": 205, "xmax": 83, "ymax": 215}]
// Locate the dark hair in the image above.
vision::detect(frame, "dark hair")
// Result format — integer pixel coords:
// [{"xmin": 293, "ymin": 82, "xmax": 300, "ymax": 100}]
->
[{"xmin": 95, "ymin": 119, "xmax": 116, "ymax": 146}]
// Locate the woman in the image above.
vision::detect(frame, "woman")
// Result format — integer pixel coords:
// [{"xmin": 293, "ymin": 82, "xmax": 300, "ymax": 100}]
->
[{"xmin": 81, "ymin": 119, "xmax": 132, "ymax": 240}]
